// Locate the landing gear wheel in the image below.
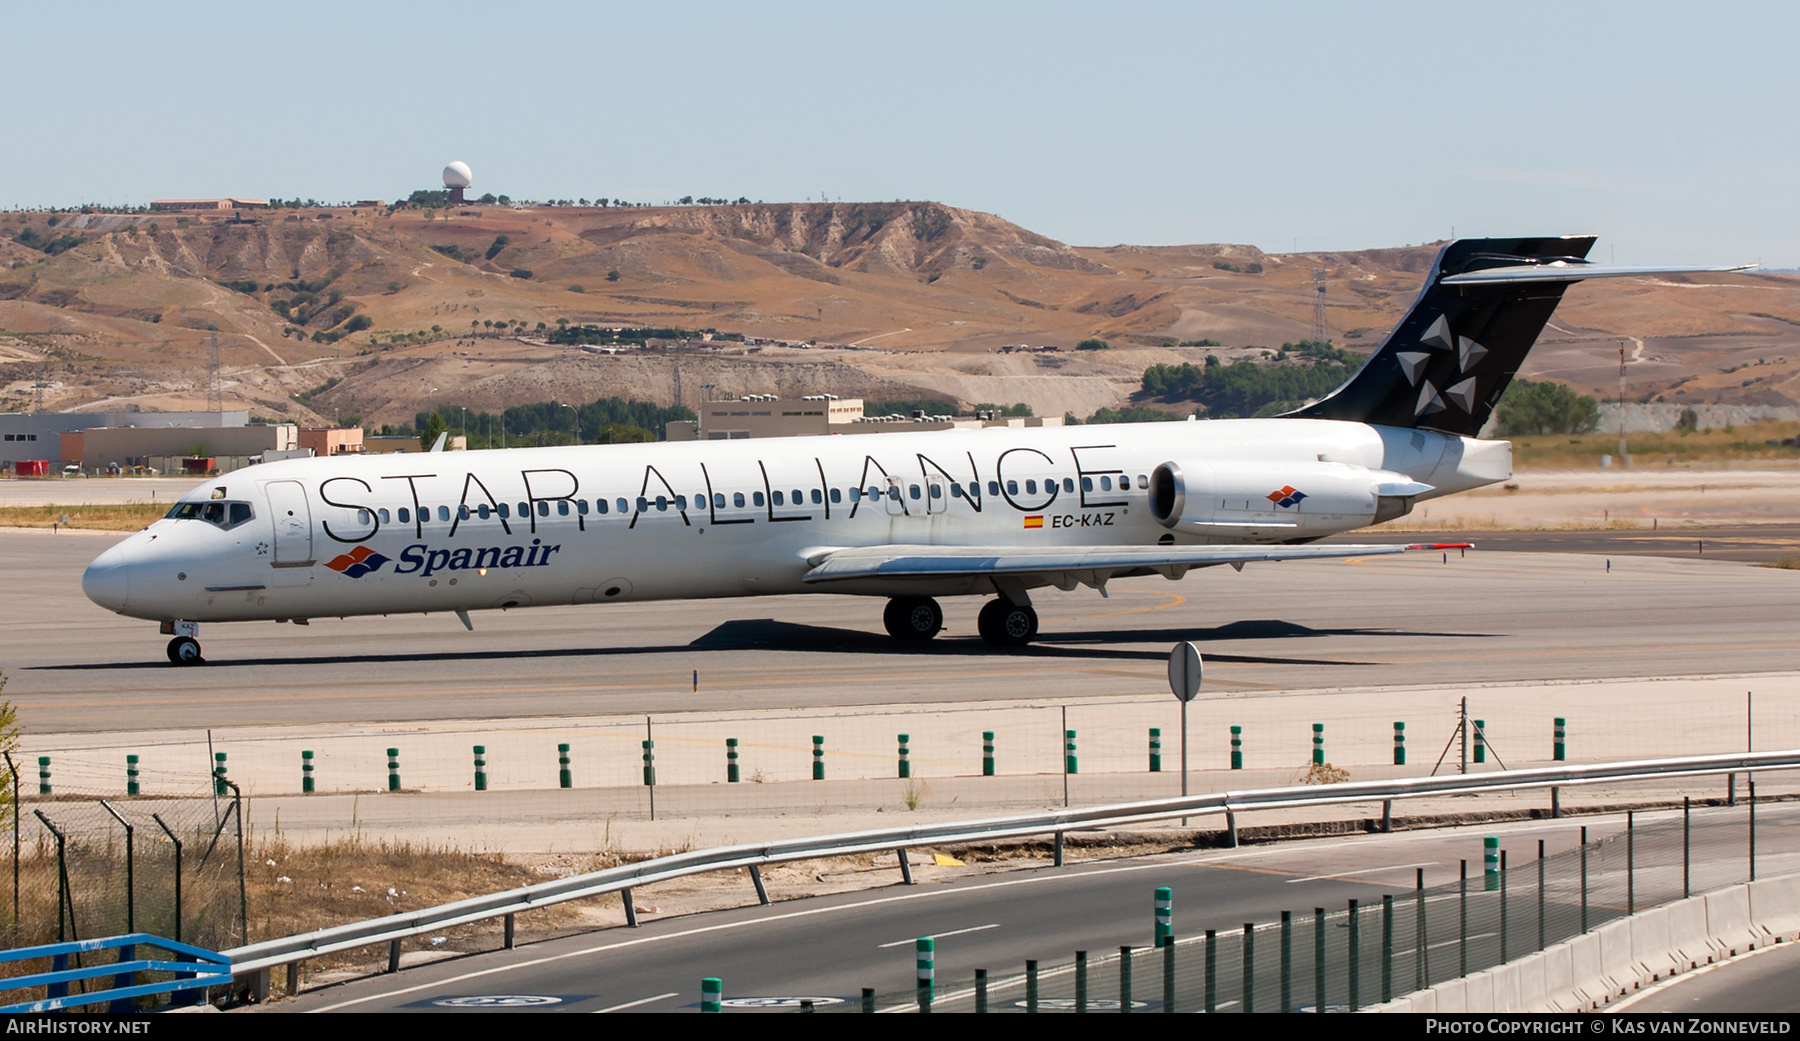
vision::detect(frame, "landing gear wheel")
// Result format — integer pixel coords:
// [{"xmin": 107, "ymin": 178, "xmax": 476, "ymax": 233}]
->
[
  {"xmin": 166, "ymin": 636, "xmax": 202, "ymax": 665},
  {"xmin": 977, "ymin": 599, "xmax": 1039, "ymax": 647},
  {"xmin": 883, "ymin": 596, "xmax": 943, "ymax": 641}
]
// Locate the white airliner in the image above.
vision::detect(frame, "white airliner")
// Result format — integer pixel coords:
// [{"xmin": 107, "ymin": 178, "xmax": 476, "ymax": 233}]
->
[{"xmin": 82, "ymin": 237, "xmax": 1746, "ymax": 663}]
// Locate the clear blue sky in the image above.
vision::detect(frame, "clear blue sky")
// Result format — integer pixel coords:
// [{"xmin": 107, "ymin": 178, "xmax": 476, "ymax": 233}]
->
[{"xmin": 8, "ymin": 1, "xmax": 1795, "ymax": 266}]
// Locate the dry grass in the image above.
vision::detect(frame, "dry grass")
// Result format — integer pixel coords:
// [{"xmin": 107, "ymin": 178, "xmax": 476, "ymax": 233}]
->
[
  {"xmin": 0, "ymin": 503, "xmax": 164, "ymax": 531},
  {"xmin": 1759, "ymin": 559, "xmax": 1800, "ymax": 570},
  {"xmin": 1512, "ymin": 422, "xmax": 1800, "ymax": 469}
]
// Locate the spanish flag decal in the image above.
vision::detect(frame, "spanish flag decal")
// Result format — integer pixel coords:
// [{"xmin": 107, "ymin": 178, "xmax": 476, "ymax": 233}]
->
[{"xmin": 1023, "ymin": 515, "xmax": 1044, "ymax": 529}]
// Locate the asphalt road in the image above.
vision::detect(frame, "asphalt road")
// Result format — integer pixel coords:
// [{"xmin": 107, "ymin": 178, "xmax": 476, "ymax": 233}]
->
[
  {"xmin": 274, "ymin": 804, "xmax": 1796, "ymax": 1013},
  {"xmin": 9, "ymin": 533, "xmax": 1800, "ymax": 733}
]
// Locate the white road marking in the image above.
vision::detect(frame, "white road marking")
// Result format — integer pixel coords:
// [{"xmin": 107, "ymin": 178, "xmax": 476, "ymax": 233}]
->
[
  {"xmin": 591, "ymin": 991, "xmax": 677, "ymax": 1013},
  {"xmin": 877, "ymin": 923, "xmax": 999, "ymax": 948},
  {"xmin": 1286, "ymin": 861, "xmax": 1440, "ymax": 883},
  {"xmin": 304, "ymin": 858, "xmax": 1194, "ymax": 1012}
]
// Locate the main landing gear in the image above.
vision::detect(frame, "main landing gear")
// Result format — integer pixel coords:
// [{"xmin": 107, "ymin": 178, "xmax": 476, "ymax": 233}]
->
[
  {"xmin": 880, "ymin": 596, "xmax": 1041, "ymax": 647},
  {"xmin": 163, "ymin": 620, "xmax": 203, "ymax": 665},
  {"xmin": 883, "ymin": 596, "xmax": 943, "ymax": 641},
  {"xmin": 976, "ymin": 597, "xmax": 1038, "ymax": 647}
]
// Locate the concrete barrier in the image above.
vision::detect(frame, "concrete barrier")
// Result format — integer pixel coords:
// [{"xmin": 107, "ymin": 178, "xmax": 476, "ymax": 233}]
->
[
  {"xmin": 1749, "ymin": 877, "xmax": 1800, "ymax": 937},
  {"xmin": 1371, "ymin": 873, "xmax": 1800, "ymax": 1013}
]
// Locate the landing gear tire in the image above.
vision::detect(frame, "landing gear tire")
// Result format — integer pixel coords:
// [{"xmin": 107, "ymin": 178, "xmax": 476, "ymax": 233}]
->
[
  {"xmin": 977, "ymin": 598, "xmax": 1039, "ymax": 647},
  {"xmin": 883, "ymin": 596, "xmax": 943, "ymax": 641},
  {"xmin": 166, "ymin": 636, "xmax": 203, "ymax": 665}
]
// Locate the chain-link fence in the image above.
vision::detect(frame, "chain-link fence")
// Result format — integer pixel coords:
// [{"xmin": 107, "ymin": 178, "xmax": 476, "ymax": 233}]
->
[
  {"xmin": 0, "ymin": 753, "xmax": 246, "ymax": 955},
  {"xmin": 835, "ymin": 796, "xmax": 1791, "ymax": 1012}
]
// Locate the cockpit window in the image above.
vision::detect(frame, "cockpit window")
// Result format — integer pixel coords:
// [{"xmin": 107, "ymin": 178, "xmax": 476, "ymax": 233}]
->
[{"xmin": 165, "ymin": 500, "xmax": 255, "ymax": 530}]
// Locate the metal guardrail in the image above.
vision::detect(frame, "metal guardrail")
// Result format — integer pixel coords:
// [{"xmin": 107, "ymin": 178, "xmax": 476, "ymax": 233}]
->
[
  {"xmin": 0, "ymin": 933, "xmax": 231, "ymax": 1013},
  {"xmin": 223, "ymin": 748, "xmax": 1800, "ymax": 978}
]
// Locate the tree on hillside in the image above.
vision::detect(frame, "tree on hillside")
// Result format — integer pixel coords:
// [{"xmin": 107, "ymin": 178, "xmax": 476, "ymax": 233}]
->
[
  {"xmin": 1492, "ymin": 379, "xmax": 1600, "ymax": 436},
  {"xmin": 419, "ymin": 411, "xmax": 447, "ymax": 450}
]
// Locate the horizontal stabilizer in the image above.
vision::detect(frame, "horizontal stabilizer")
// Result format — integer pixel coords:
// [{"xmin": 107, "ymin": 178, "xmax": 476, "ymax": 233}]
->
[
  {"xmin": 1440, "ymin": 263, "xmax": 1754, "ymax": 286},
  {"xmin": 803, "ymin": 541, "xmax": 1466, "ymax": 584}
]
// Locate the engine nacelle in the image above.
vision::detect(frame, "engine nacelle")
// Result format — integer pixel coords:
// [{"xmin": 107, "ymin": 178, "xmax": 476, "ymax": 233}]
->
[{"xmin": 1149, "ymin": 459, "xmax": 1431, "ymax": 540}]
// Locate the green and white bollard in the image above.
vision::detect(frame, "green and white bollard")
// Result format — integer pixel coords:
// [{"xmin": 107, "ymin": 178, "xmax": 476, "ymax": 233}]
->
[
  {"xmin": 1149, "ymin": 728, "xmax": 1162, "ymax": 773},
  {"xmin": 898, "ymin": 734, "xmax": 911, "ymax": 779},
  {"xmin": 1554, "ymin": 717, "xmax": 1566, "ymax": 761},
  {"xmin": 642, "ymin": 740, "xmax": 656, "ymax": 786},
  {"xmin": 982, "ymin": 731, "xmax": 995, "ymax": 776},
  {"xmin": 36, "ymin": 756, "xmax": 48, "ymax": 796},
  {"xmin": 1484, "ymin": 835, "xmax": 1500, "ymax": 892},
  {"xmin": 727, "ymin": 738, "xmax": 740, "ymax": 783},
  {"xmin": 701, "ymin": 976, "xmax": 722, "ymax": 1013},
  {"xmin": 1312, "ymin": 723, "xmax": 1324, "ymax": 766},
  {"xmin": 1393, "ymin": 721, "xmax": 1406, "ymax": 766},
  {"xmin": 126, "ymin": 754, "xmax": 140, "ymax": 797},
  {"xmin": 558, "ymin": 743, "xmax": 572, "ymax": 789},
  {"xmin": 1154, "ymin": 886, "xmax": 1173, "ymax": 947},
  {"xmin": 1065, "ymin": 730, "xmax": 1078, "ymax": 775},
  {"xmin": 214, "ymin": 752, "xmax": 228, "ymax": 795},
  {"xmin": 1231, "ymin": 725, "xmax": 1243, "ymax": 770},
  {"xmin": 812, "ymin": 735, "xmax": 824, "ymax": 781},
  {"xmin": 916, "ymin": 937, "xmax": 934, "ymax": 1010},
  {"xmin": 386, "ymin": 748, "xmax": 400, "ymax": 791},
  {"xmin": 1474, "ymin": 720, "xmax": 1487, "ymax": 764},
  {"xmin": 473, "ymin": 746, "xmax": 486, "ymax": 792},
  {"xmin": 302, "ymin": 750, "xmax": 315, "ymax": 794}
]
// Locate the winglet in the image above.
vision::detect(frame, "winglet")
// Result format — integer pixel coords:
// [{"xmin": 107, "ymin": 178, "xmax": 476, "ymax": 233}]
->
[{"xmin": 429, "ymin": 433, "xmax": 448, "ymax": 453}]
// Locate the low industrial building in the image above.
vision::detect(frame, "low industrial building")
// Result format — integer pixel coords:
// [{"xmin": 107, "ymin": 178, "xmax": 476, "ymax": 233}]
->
[
  {"xmin": 1, "ymin": 411, "xmax": 250, "ymax": 470},
  {"xmin": 148, "ymin": 199, "xmax": 270, "ymax": 211},
  {"xmin": 665, "ymin": 395, "xmax": 1062, "ymax": 441},
  {"xmin": 299, "ymin": 427, "xmax": 365, "ymax": 457},
  {"xmin": 60, "ymin": 424, "xmax": 298, "ymax": 476}
]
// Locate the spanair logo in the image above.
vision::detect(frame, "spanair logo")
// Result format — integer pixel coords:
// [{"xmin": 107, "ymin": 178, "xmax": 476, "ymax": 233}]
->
[
  {"xmin": 324, "ymin": 545, "xmax": 390, "ymax": 578},
  {"xmin": 1266, "ymin": 486, "xmax": 1307, "ymax": 509}
]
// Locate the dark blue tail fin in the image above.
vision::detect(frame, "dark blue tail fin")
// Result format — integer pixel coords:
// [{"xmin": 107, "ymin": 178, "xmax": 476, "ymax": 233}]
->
[{"xmin": 1286, "ymin": 235, "xmax": 1597, "ymax": 436}]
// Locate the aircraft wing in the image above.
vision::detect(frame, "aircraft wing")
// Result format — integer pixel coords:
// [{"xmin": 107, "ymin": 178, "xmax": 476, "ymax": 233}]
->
[{"xmin": 801, "ymin": 541, "xmax": 1468, "ymax": 584}]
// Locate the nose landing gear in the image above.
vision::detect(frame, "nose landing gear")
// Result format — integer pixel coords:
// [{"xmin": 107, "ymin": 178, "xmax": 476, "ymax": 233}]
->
[
  {"xmin": 166, "ymin": 637, "xmax": 203, "ymax": 664},
  {"xmin": 162, "ymin": 620, "xmax": 204, "ymax": 665}
]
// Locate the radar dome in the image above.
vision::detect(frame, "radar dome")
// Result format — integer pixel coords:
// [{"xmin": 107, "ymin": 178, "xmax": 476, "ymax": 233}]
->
[{"xmin": 442, "ymin": 161, "xmax": 473, "ymax": 189}]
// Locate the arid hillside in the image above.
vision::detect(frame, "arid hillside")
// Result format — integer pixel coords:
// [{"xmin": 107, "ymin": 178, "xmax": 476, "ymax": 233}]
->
[{"xmin": 1, "ymin": 202, "xmax": 1794, "ymax": 428}]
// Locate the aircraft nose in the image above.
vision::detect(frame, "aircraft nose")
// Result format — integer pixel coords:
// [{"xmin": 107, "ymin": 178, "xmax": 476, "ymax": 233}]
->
[{"xmin": 82, "ymin": 549, "xmax": 133, "ymax": 613}]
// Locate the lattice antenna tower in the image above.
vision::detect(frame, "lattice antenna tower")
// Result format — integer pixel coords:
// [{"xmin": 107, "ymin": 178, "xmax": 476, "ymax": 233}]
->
[
  {"xmin": 1309, "ymin": 268, "xmax": 1328, "ymax": 346},
  {"xmin": 207, "ymin": 332, "xmax": 223, "ymax": 412}
]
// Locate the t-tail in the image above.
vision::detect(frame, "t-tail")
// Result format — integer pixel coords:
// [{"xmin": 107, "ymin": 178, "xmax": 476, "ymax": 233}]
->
[{"xmin": 1285, "ymin": 235, "xmax": 1750, "ymax": 437}]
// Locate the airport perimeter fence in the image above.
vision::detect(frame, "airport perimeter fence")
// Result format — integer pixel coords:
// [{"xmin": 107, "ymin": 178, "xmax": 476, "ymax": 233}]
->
[
  {"xmin": 16, "ymin": 685, "xmax": 1799, "ymax": 842},
  {"xmin": 0, "ymin": 753, "xmax": 248, "ymax": 961},
  {"xmin": 830, "ymin": 798, "xmax": 1798, "ymax": 1013}
]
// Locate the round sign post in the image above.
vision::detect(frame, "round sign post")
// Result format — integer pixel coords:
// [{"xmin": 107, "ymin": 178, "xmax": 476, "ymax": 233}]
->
[{"xmin": 1167, "ymin": 642, "xmax": 1203, "ymax": 804}]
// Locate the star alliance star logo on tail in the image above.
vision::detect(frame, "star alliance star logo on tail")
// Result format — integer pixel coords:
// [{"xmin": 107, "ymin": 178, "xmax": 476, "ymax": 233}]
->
[
  {"xmin": 1266, "ymin": 486, "xmax": 1307, "ymax": 509},
  {"xmin": 324, "ymin": 545, "xmax": 390, "ymax": 578}
]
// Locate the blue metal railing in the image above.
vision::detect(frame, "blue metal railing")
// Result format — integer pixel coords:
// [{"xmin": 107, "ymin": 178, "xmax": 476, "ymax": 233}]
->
[{"xmin": 0, "ymin": 933, "xmax": 231, "ymax": 1013}]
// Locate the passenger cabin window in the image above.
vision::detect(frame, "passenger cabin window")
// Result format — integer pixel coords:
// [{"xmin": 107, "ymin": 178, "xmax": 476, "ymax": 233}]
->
[
  {"xmin": 458, "ymin": 505, "xmax": 471, "ymax": 520},
  {"xmin": 438, "ymin": 506, "xmax": 451, "ymax": 522},
  {"xmin": 497, "ymin": 503, "xmax": 511, "ymax": 519},
  {"xmin": 1101, "ymin": 476, "xmax": 1113, "ymax": 491},
  {"xmin": 909, "ymin": 484, "xmax": 922, "ymax": 500},
  {"xmin": 357, "ymin": 509, "xmax": 371, "ymax": 525},
  {"xmin": 733, "ymin": 492, "xmax": 746, "ymax": 508},
  {"xmin": 1064, "ymin": 478, "xmax": 1076, "ymax": 493},
  {"xmin": 849, "ymin": 488, "xmax": 862, "ymax": 502},
  {"xmin": 930, "ymin": 484, "xmax": 942, "ymax": 499},
  {"xmin": 595, "ymin": 499, "xmax": 609, "ymax": 515},
  {"xmin": 617, "ymin": 498, "xmax": 629, "ymax": 514},
  {"xmin": 398, "ymin": 507, "xmax": 411, "ymax": 523},
  {"xmin": 557, "ymin": 501, "xmax": 570, "ymax": 516},
  {"xmin": 1006, "ymin": 480, "xmax": 1018, "ymax": 495},
  {"xmin": 1137, "ymin": 474, "xmax": 1149, "ymax": 489},
  {"xmin": 772, "ymin": 491, "xmax": 785, "ymax": 506},
  {"xmin": 478, "ymin": 504, "xmax": 491, "ymax": 519},
  {"xmin": 675, "ymin": 495, "xmax": 687, "ymax": 510},
  {"xmin": 714, "ymin": 493, "xmax": 726, "ymax": 509},
  {"xmin": 753, "ymin": 492, "xmax": 765, "ymax": 507},
  {"xmin": 988, "ymin": 481, "xmax": 1001, "ymax": 496},
  {"xmin": 655, "ymin": 496, "xmax": 668, "ymax": 512},
  {"xmin": 829, "ymin": 488, "xmax": 841, "ymax": 503},
  {"xmin": 576, "ymin": 500, "xmax": 588, "ymax": 515},
  {"xmin": 810, "ymin": 489, "xmax": 823, "ymax": 505},
  {"xmin": 1081, "ymin": 477, "xmax": 1094, "ymax": 492}
]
